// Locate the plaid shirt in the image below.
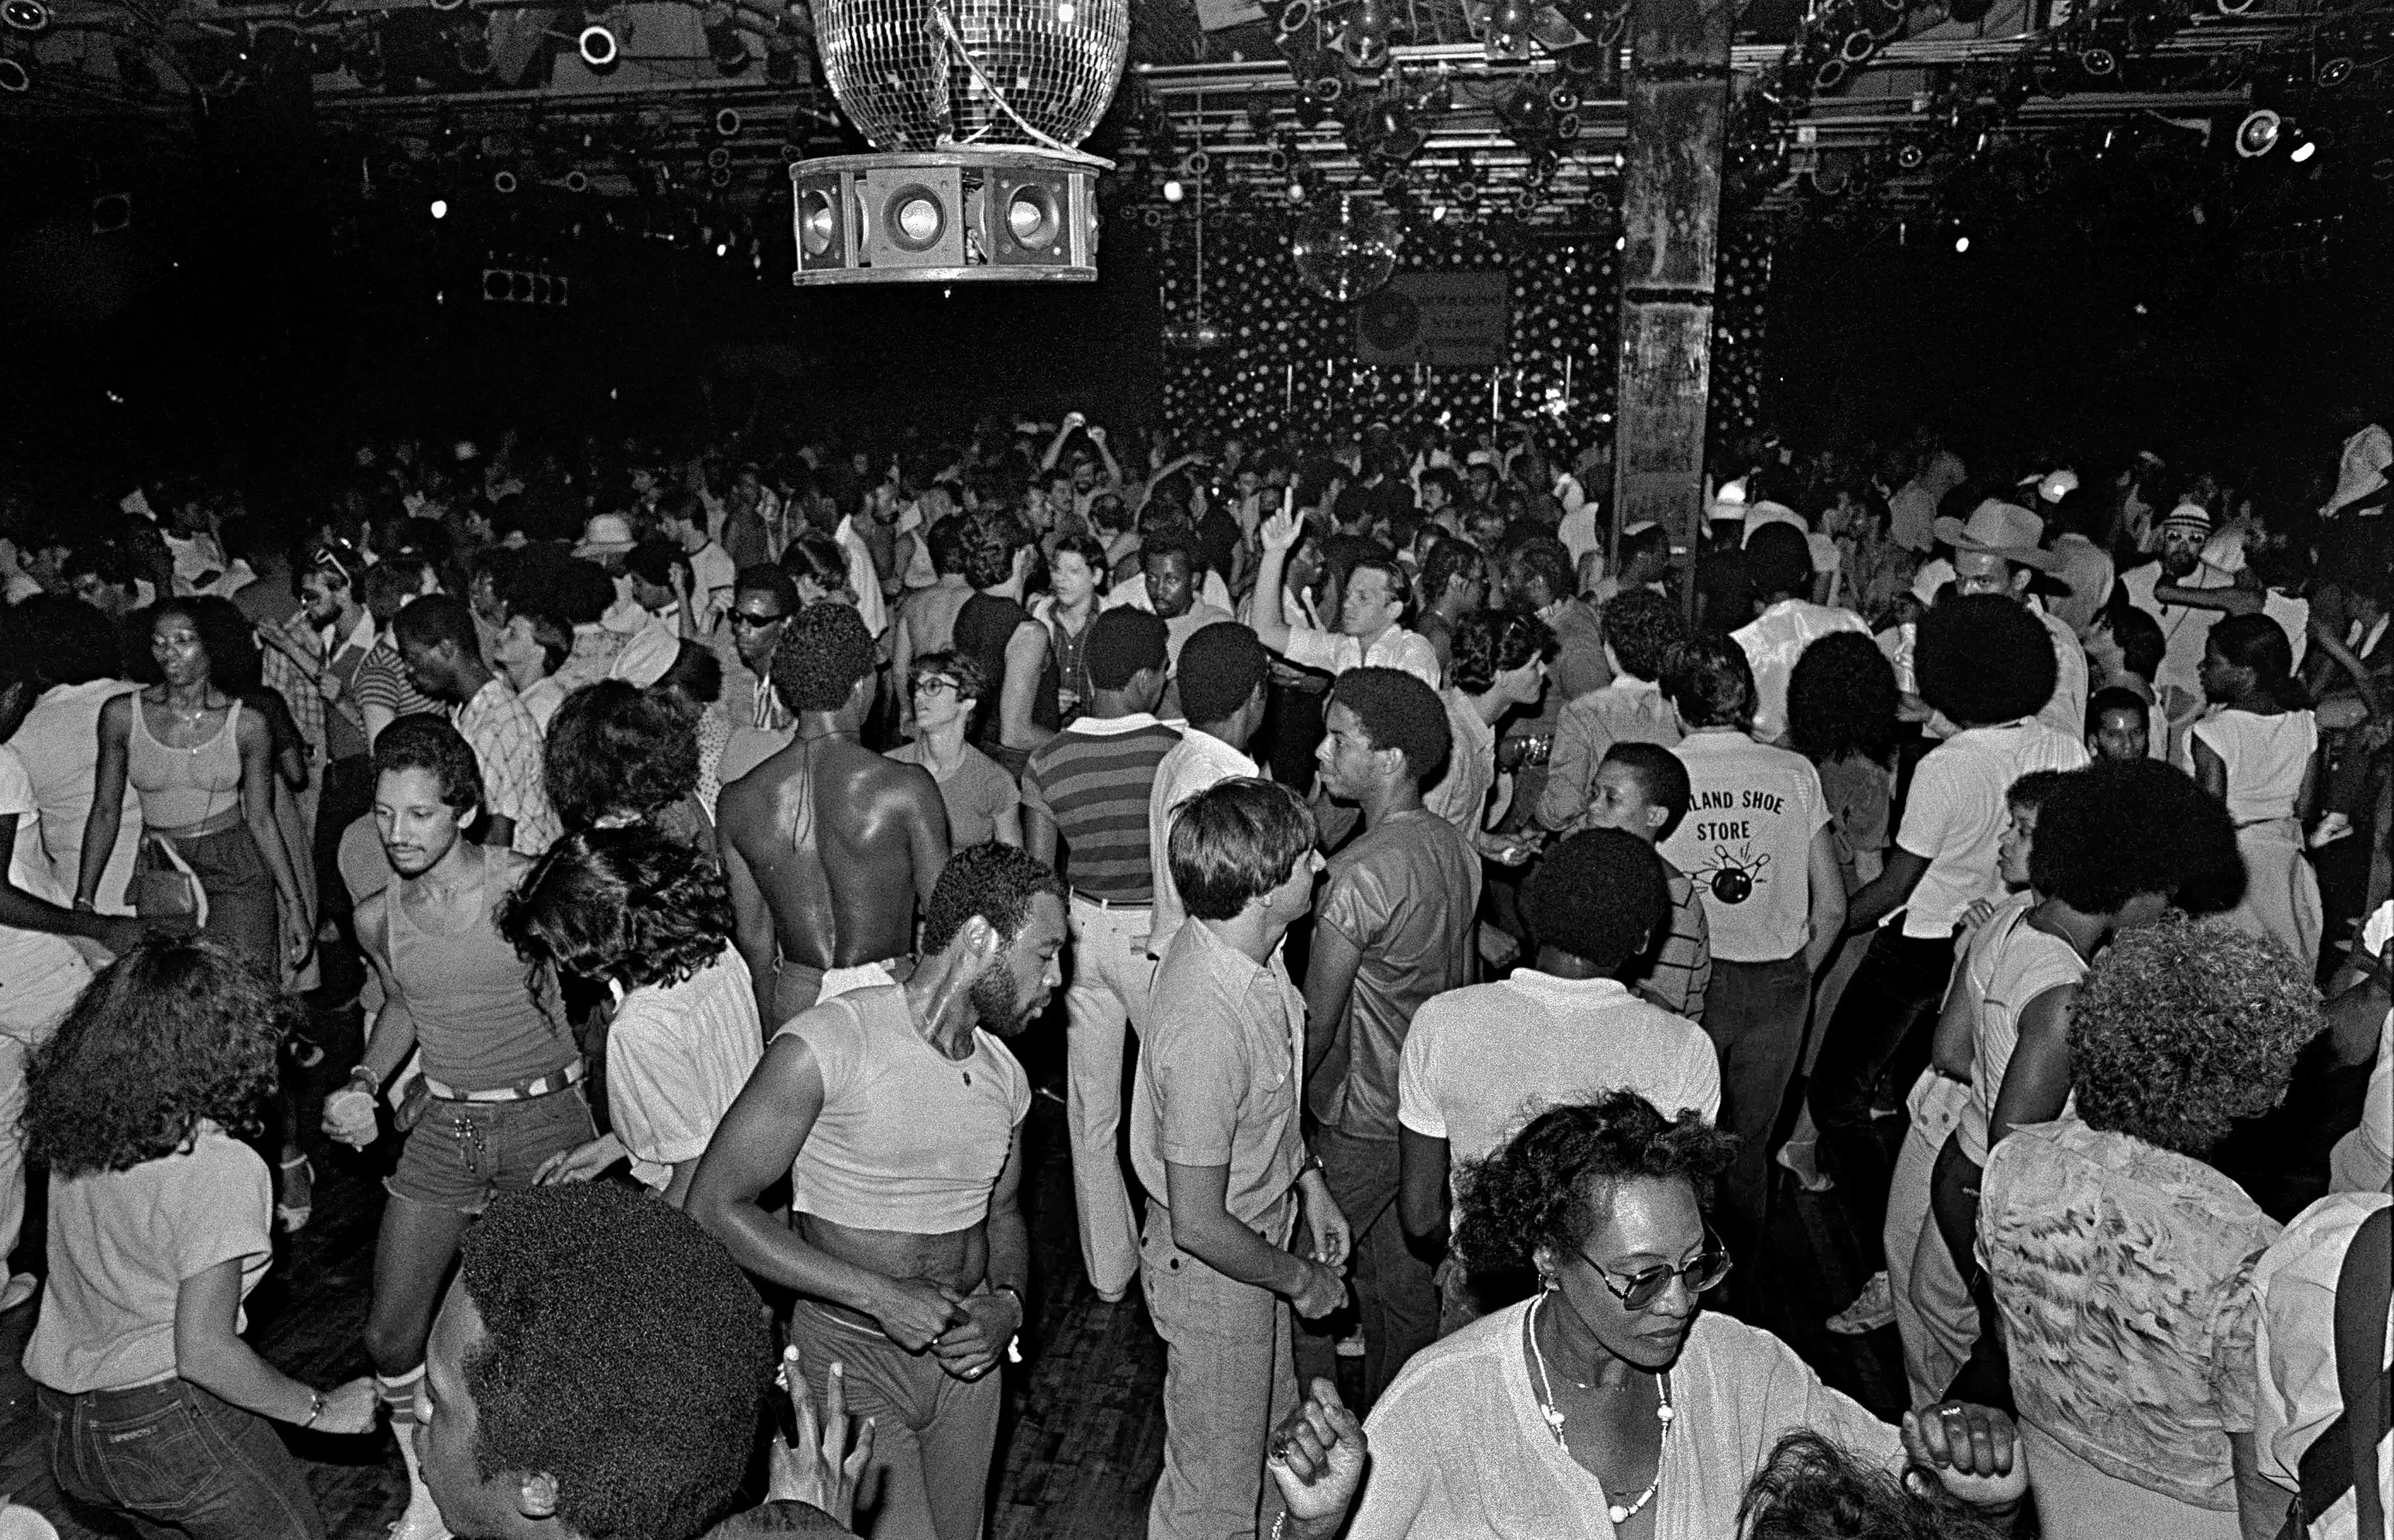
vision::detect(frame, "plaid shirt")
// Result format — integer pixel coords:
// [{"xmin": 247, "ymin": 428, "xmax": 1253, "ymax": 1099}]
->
[
  {"xmin": 453, "ymin": 678, "xmax": 561, "ymax": 857},
  {"xmin": 260, "ymin": 614, "xmax": 324, "ymax": 758}
]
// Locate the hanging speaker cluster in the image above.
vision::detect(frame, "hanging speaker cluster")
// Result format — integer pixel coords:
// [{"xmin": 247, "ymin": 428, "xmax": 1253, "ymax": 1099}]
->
[{"xmin": 789, "ymin": 148, "xmax": 1100, "ymax": 287}]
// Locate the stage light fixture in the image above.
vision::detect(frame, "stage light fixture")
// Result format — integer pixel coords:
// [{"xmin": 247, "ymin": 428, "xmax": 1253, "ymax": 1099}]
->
[
  {"xmin": 0, "ymin": 51, "xmax": 31, "ymax": 90},
  {"xmin": 577, "ymin": 22, "xmax": 618, "ymax": 67},
  {"xmin": 2078, "ymin": 43, "xmax": 2116, "ymax": 76},
  {"xmin": 711, "ymin": 165, "xmax": 734, "ymax": 186},
  {"xmin": 565, "ymin": 169, "xmax": 591, "ymax": 191},
  {"xmin": 703, "ymin": 4, "xmax": 747, "ymax": 71},
  {"xmin": 763, "ymin": 25, "xmax": 797, "ymax": 84},
  {"xmin": 430, "ymin": 198, "xmax": 449, "ymax": 218},
  {"xmin": 2234, "ymin": 108, "xmax": 2281, "ymax": 157},
  {"xmin": 708, "ymin": 145, "xmax": 733, "ymax": 169},
  {"xmin": 716, "ymin": 106, "xmax": 741, "ymax": 137},
  {"xmin": 2288, "ymin": 132, "xmax": 2316, "ymax": 163},
  {"xmin": 1275, "ymin": 0, "xmax": 1311, "ymax": 37},
  {"xmin": 91, "ymin": 191, "xmax": 131, "ymax": 233},
  {"xmin": 493, "ymin": 168, "xmax": 519, "ymax": 193},
  {"xmin": 1450, "ymin": 153, "xmax": 1480, "ymax": 205},
  {"xmin": 1953, "ymin": 233, "xmax": 1969, "ymax": 251},
  {"xmin": 1161, "ymin": 176, "xmax": 1185, "ymax": 201},
  {"xmin": 450, "ymin": 19, "xmax": 494, "ymax": 75},
  {"xmin": 1, "ymin": 0, "xmax": 46, "ymax": 32},
  {"xmin": 1555, "ymin": 111, "xmax": 1582, "ymax": 140}
]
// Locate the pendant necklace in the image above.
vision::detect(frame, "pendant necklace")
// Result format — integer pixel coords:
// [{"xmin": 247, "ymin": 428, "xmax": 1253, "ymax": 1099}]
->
[{"xmin": 1528, "ymin": 1290, "xmax": 1675, "ymax": 1528}]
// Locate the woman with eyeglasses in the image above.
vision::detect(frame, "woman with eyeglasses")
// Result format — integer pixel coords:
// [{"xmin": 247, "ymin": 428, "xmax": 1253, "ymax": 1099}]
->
[{"xmin": 1266, "ymin": 1090, "xmax": 2028, "ymax": 1540}]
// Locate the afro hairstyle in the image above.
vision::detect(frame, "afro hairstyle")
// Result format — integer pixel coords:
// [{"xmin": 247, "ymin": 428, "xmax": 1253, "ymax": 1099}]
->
[
  {"xmin": 770, "ymin": 603, "xmax": 878, "ymax": 715},
  {"xmin": 1786, "ymin": 630, "xmax": 1899, "ymax": 766},
  {"xmin": 2026, "ymin": 758, "xmax": 2238, "ymax": 915},
  {"xmin": 1175, "ymin": 622, "xmax": 1271, "ymax": 727},
  {"xmin": 1522, "ymin": 827, "xmax": 1670, "ymax": 971},
  {"xmin": 456, "ymin": 1184, "xmax": 772, "ymax": 1540},
  {"xmin": 1915, "ymin": 592, "xmax": 2057, "ymax": 727},
  {"xmin": 1329, "ymin": 665, "xmax": 1451, "ymax": 784}
]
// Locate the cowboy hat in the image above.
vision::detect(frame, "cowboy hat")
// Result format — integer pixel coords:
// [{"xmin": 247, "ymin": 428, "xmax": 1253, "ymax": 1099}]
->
[
  {"xmin": 572, "ymin": 513, "xmax": 638, "ymax": 559},
  {"xmin": 1931, "ymin": 499, "xmax": 2066, "ymax": 574}
]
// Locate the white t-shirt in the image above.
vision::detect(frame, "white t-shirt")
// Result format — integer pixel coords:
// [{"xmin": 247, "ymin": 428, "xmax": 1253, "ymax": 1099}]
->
[
  {"xmin": 2328, "ymin": 901, "xmax": 2392, "ymax": 1196},
  {"xmin": 1398, "ymin": 971, "xmax": 1719, "ymax": 1200},
  {"xmin": 1352, "ymin": 1305, "xmax": 1901, "ymax": 1540},
  {"xmin": 0, "ymin": 742, "xmax": 94, "ymax": 1034},
  {"xmin": 2190, "ymin": 708, "xmax": 2317, "ymax": 825},
  {"xmin": 1424, "ymin": 687, "xmax": 1496, "ymax": 833},
  {"xmin": 1731, "ymin": 599, "xmax": 1870, "ymax": 745},
  {"xmin": 14, "ymin": 679, "xmax": 143, "ymax": 916},
  {"xmin": 1893, "ymin": 720, "xmax": 2089, "ymax": 938},
  {"xmin": 605, "ymin": 947, "xmax": 763, "ymax": 1190},
  {"xmin": 1956, "ymin": 902, "xmax": 2086, "ymax": 1165},
  {"xmin": 1658, "ymin": 730, "xmax": 1832, "ymax": 963}
]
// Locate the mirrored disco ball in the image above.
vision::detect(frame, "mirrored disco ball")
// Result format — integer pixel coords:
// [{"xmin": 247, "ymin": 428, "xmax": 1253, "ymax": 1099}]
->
[
  {"xmin": 812, "ymin": 0, "xmax": 1130, "ymax": 152},
  {"xmin": 1291, "ymin": 195, "xmax": 1403, "ymax": 302}
]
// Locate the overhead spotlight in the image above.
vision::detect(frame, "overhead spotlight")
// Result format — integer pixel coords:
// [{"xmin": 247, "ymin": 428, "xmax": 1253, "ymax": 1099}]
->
[
  {"xmin": 2316, "ymin": 54, "xmax": 2352, "ymax": 88},
  {"xmin": 1514, "ymin": 185, "xmax": 1541, "ymax": 213},
  {"xmin": 1839, "ymin": 28, "xmax": 1877, "ymax": 63},
  {"xmin": 493, "ymin": 167, "xmax": 519, "ymax": 193},
  {"xmin": 1554, "ymin": 110, "xmax": 1582, "ymax": 140},
  {"xmin": 1365, "ymin": 97, "xmax": 1421, "ymax": 160},
  {"xmin": 577, "ymin": 22, "xmax": 617, "ymax": 67},
  {"xmin": 1895, "ymin": 140, "xmax": 1927, "ymax": 170},
  {"xmin": 2287, "ymin": 128, "xmax": 2317, "ymax": 163},
  {"xmin": 1813, "ymin": 56, "xmax": 1850, "ymax": 92},
  {"xmin": 2234, "ymin": 108, "xmax": 2281, "ymax": 157},
  {"xmin": 1549, "ymin": 82, "xmax": 1580, "ymax": 113},
  {"xmin": 0, "ymin": 0, "xmax": 46, "ymax": 32},
  {"xmin": 565, "ymin": 169, "xmax": 591, "ymax": 191},
  {"xmin": 1293, "ymin": 86, "xmax": 1329, "ymax": 128},
  {"xmin": 714, "ymin": 106, "xmax": 741, "ymax": 137},
  {"xmin": 2078, "ymin": 43, "xmax": 2117, "ymax": 76},
  {"xmin": 1161, "ymin": 176, "xmax": 1185, "ymax": 202},
  {"xmin": 1266, "ymin": 135, "xmax": 1294, "ymax": 172},
  {"xmin": 707, "ymin": 144, "xmax": 733, "ymax": 169},
  {"xmin": 113, "ymin": 42, "xmax": 159, "ymax": 97},
  {"xmin": 449, "ymin": 19, "xmax": 494, "ymax": 75},
  {"xmin": 1450, "ymin": 153, "xmax": 1481, "ymax": 205},
  {"xmin": 1528, "ymin": 148, "xmax": 1560, "ymax": 183},
  {"xmin": 430, "ymin": 197, "xmax": 449, "ymax": 218},
  {"xmin": 1274, "ymin": 0, "xmax": 1311, "ymax": 37},
  {"xmin": 710, "ymin": 164, "xmax": 733, "ymax": 186},
  {"xmin": 1178, "ymin": 148, "xmax": 1209, "ymax": 176},
  {"xmin": 0, "ymin": 51, "xmax": 31, "ymax": 90},
  {"xmin": 703, "ymin": 4, "xmax": 747, "ymax": 71},
  {"xmin": 91, "ymin": 191, "xmax": 132, "ymax": 233}
]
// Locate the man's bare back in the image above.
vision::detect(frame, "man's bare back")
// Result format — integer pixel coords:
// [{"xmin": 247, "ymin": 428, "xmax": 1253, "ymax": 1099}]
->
[
  {"xmin": 900, "ymin": 580, "xmax": 971, "ymax": 657},
  {"xmin": 718, "ymin": 731, "xmax": 949, "ymax": 1018}
]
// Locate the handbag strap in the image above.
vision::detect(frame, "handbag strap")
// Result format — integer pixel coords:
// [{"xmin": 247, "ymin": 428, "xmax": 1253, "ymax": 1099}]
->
[{"xmin": 2337, "ymin": 1206, "xmax": 2391, "ymax": 1540}]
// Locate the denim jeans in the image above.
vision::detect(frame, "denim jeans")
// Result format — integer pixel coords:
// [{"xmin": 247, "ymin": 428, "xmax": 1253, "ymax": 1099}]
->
[
  {"xmin": 1808, "ymin": 926, "xmax": 1956, "ymax": 1251},
  {"xmin": 38, "ymin": 1378, "xmax": 327, "ymax": 1540},
  {"xmin": 1702, "ymin": 953, "xmax": 1815, "ymax": 1263},
  {"xmin": 786, "ymin": 1299, "xmax": 999, "ymax": 1540},
  {"xmin": 1141, "ymin": 1202, "xmax": 1298, "ymax": 1540},
  {"xmin": 1064, "ymin": 894, "xmax": 1156, "ymax": 1298}
]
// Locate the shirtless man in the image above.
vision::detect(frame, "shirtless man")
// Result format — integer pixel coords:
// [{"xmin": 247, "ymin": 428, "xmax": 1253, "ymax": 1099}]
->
[
  {"xmin": 718, "ymin": 603, "xmax": 950, "ymax": 1027},
  {"xmin": 688, "ymin": 843, "xmax": 1067, "ymax": 1540}
]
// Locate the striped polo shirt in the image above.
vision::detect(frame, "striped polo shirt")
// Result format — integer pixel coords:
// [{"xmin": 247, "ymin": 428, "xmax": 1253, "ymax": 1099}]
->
[{"xmin": 1022, "ymin": 713, "xmax": 1183, "ymax": 904}]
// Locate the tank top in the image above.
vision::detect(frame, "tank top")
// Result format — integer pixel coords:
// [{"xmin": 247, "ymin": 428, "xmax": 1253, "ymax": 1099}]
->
[
  {"xmin": 385, "ymin": 853, "xmax": 573, "ymax": 1092},
  {"xmin": 127, "ymin": 698, "xmax": 244, "ymax": 834},
  {"xmin": 953, "ymin": 592, "xmax": 1061, "ymax": 749},
  {"xmin": 1958, "ymin": 906, "xmax": 2087, "ymax": 1165}
]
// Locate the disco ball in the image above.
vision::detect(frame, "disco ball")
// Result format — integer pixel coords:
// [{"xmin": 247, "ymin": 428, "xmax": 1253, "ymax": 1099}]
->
[
  {"xmin": 812, "ymin": 0, "xmax": 1130, "ymax": 153},
  {"xmin": 1290, "ymin": 195, "xmax": 1403, "ymax": 302}
]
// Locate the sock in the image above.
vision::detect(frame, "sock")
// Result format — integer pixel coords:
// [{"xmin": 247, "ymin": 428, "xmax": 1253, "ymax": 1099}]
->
[{"xmin": 379, "ymin": 1368, "xmax": 451, "ymax": 1540}]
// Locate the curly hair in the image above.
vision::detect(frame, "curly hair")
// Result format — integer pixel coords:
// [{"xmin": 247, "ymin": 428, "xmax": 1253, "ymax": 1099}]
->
[
  {"xmin": 501, "ymin": 825, "xmax": 733, "ymax": 993},
  {"xmin": 1453, "ymin": 1091, "xmax": 1737, "ymax": 1272},
  {"xmin": 1738, "ymin": 1432, "xmax": 2007, "ymax": 1540},
  {"xmin": 956, "ymin": 508, "xmax": 1031, "ymax": 591},
  {"xmin": 1522, "ymin": 829, "xmax": 1669, "ymax": 972},
  {"xmin": 14, "ymin": 594, "xmax": 123, "ymax": 688},
  {"xmin": 24, "ymin": 938, "xmax": 294, "ymax": 1178},
  {"xmin": 2027, "ymin": 759, "xmax": 2236, "ymax": 915},
  {"xmin": 1915, "ymin": 593, "xmax": 2055, "ymax": 727},
  {"xmin": 1421, "ymin": 537, "xmax": 1486, "ymax": 607},
  {"xmin": 151, "ymin": 596, "xmax": 261, "ymax": 695},
  {"xmin": 921, "ymin": 840, "xmax": 1066, "ymax": 954},
  {"xmin": 1601, "ymin": 589, "xmax": 1685, "ymax": 684},
  {"xmin": 498, "ymin": 550, "xmax": 616, "ymax": 628},
  {"xmin": 909, "ymin": 647, "xmax": 991, "ymax": 705},
  {"xmin": 544, "ymin": 680, "xmax": 700, "ymax": 830},
  {"xmin": 1448, "ymin": 609, "xmax": 1555, "ymax": 696},
  {"xmin": 770, "ymin": 603, "xmax": 877, "ymax": 715},
  {"xmin": 1329, "ymin": 666, "xmax": 1451, "ymax": 784},
  {"xmin": 1787, "ymin": 630, "xmax": 1898, "ymax": 766},
  {"xmin": 1663, "ymin": 630, "xmax": 1758, "ymax": 731},
  {"xmin": 458, "ymin": 1185, "xmax": 772, "ymax": 1540},
  {"xmin": 1504, "ymin": 536, "xmax": 1575, "ymax": 605},
  {"xmin": 2070, "ymin": 917, "xmax": 2322, "ymax": 1156},
  {"xmin": 375, "ymin": 714, "xmax": 486, "ymax": 813}
]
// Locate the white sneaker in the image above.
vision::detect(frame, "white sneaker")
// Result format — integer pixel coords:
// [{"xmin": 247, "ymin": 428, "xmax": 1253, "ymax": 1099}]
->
[
  {"xmin": 2309, "ymin": 814, "xmax": 2353, "ymax": 849},
  {"xmin": 0, "ymin": 1273, "xmax": 37, "ymax": 1314},
  {"xmin": 1826, "ymin": 1271, "xmax": 1895, "ymax": 1335},
  {"xmin": 1334, "ymin": 1331, "xmax": 1366, "ymax": 1359}
]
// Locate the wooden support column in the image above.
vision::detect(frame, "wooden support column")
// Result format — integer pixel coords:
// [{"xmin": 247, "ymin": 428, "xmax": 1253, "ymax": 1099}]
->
[{"xmin": 1610, "ymin": 0, "xmax": 1736, "ymax": 623}]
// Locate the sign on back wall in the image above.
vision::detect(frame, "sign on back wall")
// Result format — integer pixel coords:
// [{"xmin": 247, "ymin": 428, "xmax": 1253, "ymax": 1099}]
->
[{"xmin": 1355, "ymin": 271, "xmax": 1512, "ymax": 368}]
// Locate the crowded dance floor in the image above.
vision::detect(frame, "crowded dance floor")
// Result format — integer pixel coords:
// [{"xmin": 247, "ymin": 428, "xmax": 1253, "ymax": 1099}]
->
[{"xmin": 0, "ymin": 0, "xmax": 2387, "ymax": 1534}]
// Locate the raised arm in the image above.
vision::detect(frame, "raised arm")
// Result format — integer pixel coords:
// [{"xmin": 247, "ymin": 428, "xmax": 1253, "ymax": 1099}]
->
[{"xmin": 1250, "ymin": 506, "xmax": 1304, "ymax": 655}]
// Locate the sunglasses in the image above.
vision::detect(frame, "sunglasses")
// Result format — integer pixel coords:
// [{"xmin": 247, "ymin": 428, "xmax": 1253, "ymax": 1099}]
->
[
  {"xmin": 727, "ymin": 611, "xmax": 786, "ymax": 631},
  {"xmin": 1580, "ymin": 1233, "xmax": 1732, "ymax": 1312}
]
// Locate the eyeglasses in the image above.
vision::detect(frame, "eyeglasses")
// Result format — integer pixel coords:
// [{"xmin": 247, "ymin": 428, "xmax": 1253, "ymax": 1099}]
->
[
  {"xmin": 1580, "ymin": 1234, "xmax": 1732, "ymax": 1311},
  {"xmin": 727, "ymin": 612, "xmax": 786, "ymax": 631},
  {"xmin": 911, "ymin": 676, "xmax": 958, "ymax": 696}
]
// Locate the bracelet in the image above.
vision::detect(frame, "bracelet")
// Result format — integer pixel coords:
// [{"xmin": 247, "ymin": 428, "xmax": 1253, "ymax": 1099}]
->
[
  {"xmin": 1269, "ymin": 1513, "xmax": 1289, "ymax": 1540},
  {"xmin": 348, "ymin": 1065, "xmax": 382, "ymax": 1095},
  {"xmin": 300, "ymin": 1388, "xmax": 325, "ymax": 1428}
]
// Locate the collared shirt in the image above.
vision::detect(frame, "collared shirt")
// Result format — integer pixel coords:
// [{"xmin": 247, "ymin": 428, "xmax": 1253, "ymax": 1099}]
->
[
  {"xmin": 1282, "ymin": 622, "xmax": 1443, "ymax": 690},
  {"xmin": 711, "ymin": 633, "xmax": 794, "ymax": 791},
  {"xmin": 1146, "ymin": 729, "xmax": 1261, "ymax": 959},
  {"xmin": 1982, "ymin": 1118, "xmax": 2277, "ymax": 1511},
  {"xmin": 1130, "ymin": 917, "xmax": 1308, "ymax": 1231},
  {"xmin": 1022, "ymin": 712, "xmax": 1182, "ymax": 904},
  {"xmin": 1310, "ymin": 808, "xmax": 1481, "ymax": 1141},
  {"xmin": 262, "ymin": 610, "xmax": 372, "ymax": 762},
  {"xmin": 453, "ymin": 678, "xmax": 562, "ymax": 857},
  {"xmin": 1733, "ymin": 599, "xmax": 1871, "ymax": 745},
  {"xmin": 1538, "ymin": 675, "xmax": 1684, "ymax": 831}
]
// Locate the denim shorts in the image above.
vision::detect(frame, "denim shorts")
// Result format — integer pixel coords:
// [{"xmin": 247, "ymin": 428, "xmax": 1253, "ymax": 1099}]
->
[
  {"xmin": 37, "ymin": 1377, "xmax": 327, "ymax": 1540},
  {"xmin": 386, "ymin": 1083, "xmax": 595, "ymax": 1214}
]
